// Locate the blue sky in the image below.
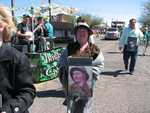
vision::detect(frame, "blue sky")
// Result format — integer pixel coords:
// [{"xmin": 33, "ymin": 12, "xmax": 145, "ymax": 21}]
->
[{"xmin": 0, "ymin": 0, "xmax": 148, "ymax": 26}]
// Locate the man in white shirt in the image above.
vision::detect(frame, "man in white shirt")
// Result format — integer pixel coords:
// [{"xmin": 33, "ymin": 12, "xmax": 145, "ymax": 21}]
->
[{"xmin": 119, "ymin": 18, "xmax": 143, "ymax": 74}]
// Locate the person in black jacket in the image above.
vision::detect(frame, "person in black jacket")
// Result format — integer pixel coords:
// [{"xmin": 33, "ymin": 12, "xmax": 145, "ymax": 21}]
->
[{"xmin": 0, "ymin": 5, "xmax": 36, "ymax": 113}]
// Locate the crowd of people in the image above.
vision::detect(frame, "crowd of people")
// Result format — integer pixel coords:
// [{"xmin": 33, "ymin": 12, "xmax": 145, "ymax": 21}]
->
[
  {"xmin": 1, "ymin": 3, "xmax": 150, "ymax": 113},
  {"xmin": 14, "ymin": 14, "xmax": 54, "ymax": 52}
]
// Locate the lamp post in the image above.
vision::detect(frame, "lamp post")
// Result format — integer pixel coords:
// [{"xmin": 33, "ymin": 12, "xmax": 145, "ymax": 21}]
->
[
  {"xmin": 11, "ymin": 0, "xmax": 15, "ymax": 21},
  {"xmin": 48, "ymin": 0, "xmax": 51, "ymax": 22}
]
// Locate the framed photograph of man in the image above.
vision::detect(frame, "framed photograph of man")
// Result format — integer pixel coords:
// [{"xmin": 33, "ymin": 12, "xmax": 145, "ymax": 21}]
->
[
  {"xmin": 68, "ymin": 57, "xmax": 93, "ymax": 98},
  {"xmin": 127, "ymin": 37, "xmax": 138, "ymax": 52}
]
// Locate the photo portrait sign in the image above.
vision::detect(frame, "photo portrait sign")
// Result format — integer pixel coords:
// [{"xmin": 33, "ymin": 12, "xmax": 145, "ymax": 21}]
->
[
  {"xmin": 68, "ymin": 57, "xmax": 93, "ymax": 98},
  {"xmin": 127, "ymin": 37, "xmax": 138, "ymax": 52}
]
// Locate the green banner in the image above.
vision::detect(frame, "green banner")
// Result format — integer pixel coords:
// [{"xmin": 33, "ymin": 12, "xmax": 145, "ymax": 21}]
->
[{"xmin": 28, "ymin": 47, "xmax": 63, "ymax": 83}]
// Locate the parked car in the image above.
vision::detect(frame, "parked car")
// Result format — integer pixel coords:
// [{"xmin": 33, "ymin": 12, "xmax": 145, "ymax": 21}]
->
[{"xmin": 105, "ymin": 27, "xmax": 120, "ymax": 40}]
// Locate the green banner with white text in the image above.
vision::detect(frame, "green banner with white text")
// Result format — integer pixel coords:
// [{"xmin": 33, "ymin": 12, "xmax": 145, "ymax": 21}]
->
[{"xmin": 29, "ymin": 47, "xmax": 63, "ymax": 83}]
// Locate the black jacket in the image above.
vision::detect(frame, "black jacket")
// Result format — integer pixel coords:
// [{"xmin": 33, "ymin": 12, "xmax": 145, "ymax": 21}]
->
[{"xmin": 0, "ymin": 43, "xmax": 36, "ymax": 113}]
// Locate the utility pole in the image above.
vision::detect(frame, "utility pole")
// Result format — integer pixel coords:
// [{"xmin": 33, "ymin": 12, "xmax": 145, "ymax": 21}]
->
[
  {"xmin": 48, "ymin": 0, "xmax": 51, "ymax": 22},
  {"xmin": 11, "ymin": 0, "xmax": 15, "ymax": 21}
]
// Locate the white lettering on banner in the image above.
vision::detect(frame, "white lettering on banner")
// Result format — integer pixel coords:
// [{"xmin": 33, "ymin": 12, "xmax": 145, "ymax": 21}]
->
[
  {"xmin": 45, "ymin": 66, "xmax": 58, "ymax": 76},
  {"xmin": 47, "ymin": 53, "xmax": 61, "ymax": 63},
  {"xmin": 45, "ymin": 68, "xmax": 51, "ymax": 76}
]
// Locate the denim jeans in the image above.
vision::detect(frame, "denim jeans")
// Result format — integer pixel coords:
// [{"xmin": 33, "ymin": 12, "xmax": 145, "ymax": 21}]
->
[{"xmin": 123, "ymin": 46, "xmax": 138, "ymax": 72}]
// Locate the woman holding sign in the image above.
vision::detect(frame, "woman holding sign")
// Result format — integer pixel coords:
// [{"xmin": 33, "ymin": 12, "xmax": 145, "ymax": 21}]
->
[{"xmin": 59, "ymin": 20, "xmax": 104, "ymax": 113}]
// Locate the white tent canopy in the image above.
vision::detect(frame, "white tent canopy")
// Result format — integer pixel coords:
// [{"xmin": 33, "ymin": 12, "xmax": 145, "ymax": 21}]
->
[{"xmin": 35, "ymin": 3, "xmax": 78, "ymax": 16}]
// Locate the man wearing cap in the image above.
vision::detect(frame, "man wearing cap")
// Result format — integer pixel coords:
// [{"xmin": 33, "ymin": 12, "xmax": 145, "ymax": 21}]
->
[
  {"xmin": 16, "ymin": 14, "xmax": 32, "ymax": 51},
  {"xmin": 59, "ymin": 20, "xmax": 104, "ymax": 113}
]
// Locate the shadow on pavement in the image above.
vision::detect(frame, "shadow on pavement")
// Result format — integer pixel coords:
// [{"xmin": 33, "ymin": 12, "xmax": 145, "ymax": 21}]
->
[
  {"xmin": 107, "ymin": 51, "xmax": 121, "ymax": 54},
  {"xmin": 101, "ymin": 69, "xmax": 129, "ymax": 77},
  {"xmin": 37, "ymin": 89, "xmax": 65, "ymax": 98},
  {"xmin": 138, "ymin": 54, "xmax": 150, "ymax": 56}
]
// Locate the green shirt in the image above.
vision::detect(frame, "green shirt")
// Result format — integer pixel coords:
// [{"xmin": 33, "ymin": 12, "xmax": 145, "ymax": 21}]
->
[{"xmin": 144, "ymin": 31, "xmax": 150, "ymax": 41}]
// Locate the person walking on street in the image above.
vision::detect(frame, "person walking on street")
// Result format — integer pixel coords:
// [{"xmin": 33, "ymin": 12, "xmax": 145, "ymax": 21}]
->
[
  {"xmin": 0, "ymin": 5, "xmax": 36, "ymax": 113},
  {"xmin": 142, "ymin": 27, "xmax": 150, "ymax": 56},
  {"xmin": 119, "ymin": 18, "xmax": 143, "ymax": 75},
  {"xmin": 59, "ymin": 21, "xmax": 104, "ymax": 113}
]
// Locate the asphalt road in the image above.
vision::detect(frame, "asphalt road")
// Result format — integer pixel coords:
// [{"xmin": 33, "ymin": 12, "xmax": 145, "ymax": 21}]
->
[{"xmin": 29, "ymin": 37, "xmax": 150, "ymax": 113}]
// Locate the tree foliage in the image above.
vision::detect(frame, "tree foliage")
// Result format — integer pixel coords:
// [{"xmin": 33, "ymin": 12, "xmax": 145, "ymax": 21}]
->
[
  {"xmin": 139, "ymin": 0, "xmax": 150, "ymax": 26},
  {"xmin": 78, "ymin": 14, "xmax": 104, "ymax": 28},
  {"xmin": 64, "ymin": 15, "xmax": 76, "ymax": 23},
  {"xmin": 91, "ymin": 16, "xmax": 104, "ymax": 28},
  {"xmin": 58, "ymin": 13, "xmax": 104, "ymax": 27}
]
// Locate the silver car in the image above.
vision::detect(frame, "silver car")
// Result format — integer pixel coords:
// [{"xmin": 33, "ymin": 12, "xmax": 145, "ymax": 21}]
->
[{"xmin": 105, "ymin": 27, "xmax": 120, "ymax": 40}]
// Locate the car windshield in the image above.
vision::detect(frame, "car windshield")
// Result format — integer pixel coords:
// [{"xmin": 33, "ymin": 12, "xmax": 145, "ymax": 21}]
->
[{"xmin": 107, "ymin": 28, "xmax": 117, "ymax": 31}]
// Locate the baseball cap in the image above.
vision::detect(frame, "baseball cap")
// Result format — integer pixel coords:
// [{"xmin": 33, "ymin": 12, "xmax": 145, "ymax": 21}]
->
[{"xmin": 22, "ymin": 14, "xmax": 30, "ymax": 18}]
